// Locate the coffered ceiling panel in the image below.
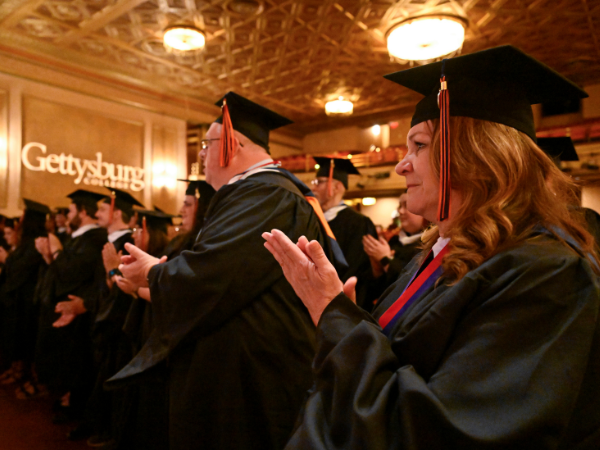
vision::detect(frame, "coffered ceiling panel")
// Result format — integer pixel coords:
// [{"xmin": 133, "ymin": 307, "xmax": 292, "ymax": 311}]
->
[{"xmin": 0, "ymin": 0, "xmax": 599, "ymax": 133}]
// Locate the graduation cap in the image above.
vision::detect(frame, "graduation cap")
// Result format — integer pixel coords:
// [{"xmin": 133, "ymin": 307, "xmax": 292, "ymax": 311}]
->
[
  {"xmin": 537, "ymin": 137, "xmax": 579, "ymax": 163},
  {"xmin": 384, "ymin": 45, "xmax": 588, "ymax": 221},
  {"xmin": 314, "ymin": 157, "xmax": 360, "ymax": 194},
  {"xmin": 23, "ymin": 198, "xmax": 51, "ymax": 216},
  {"xmin": 136, "ymin": 209, "xmax": 176, "ymax": 229},
  {"xmin": 178, "ymin": 179, "xmax": 216, "ymax": 199},
  {"xmin": 67, "ymin": 189, "xmax": 105, "ymax": 209},
  {"xmin": 54, "ymin": 207, "xmax": 70, "ymax": 216},
  {"xmin": 103, "ymin": 187, "xmax": 144, "ymax": 224},
  {"xmin": 214, "ymin": 91, "xmax": 293, "ymax": 166}
]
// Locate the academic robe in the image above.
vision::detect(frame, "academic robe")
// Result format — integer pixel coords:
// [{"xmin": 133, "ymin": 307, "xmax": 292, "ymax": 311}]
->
[
  {"xmin": 35, "ymin": 226, "xmax": 107, "ymax": 408},
  {"xmin": 109, "ymin": 171, "xmax": 336, "ymax": 450},
  {"xmin": 88, "ymin": 231, "xmax": 136, "ymax": 441},
  {"xmin": 286, "ymin": 232, "xmax": 600, "ymax": 449},
  {"xmin": 328, "ymin": 206, "xmax": 378, "ymax": 311},
  {"xmin": 0, "ymin": 238, "xmax": 44, "ymax": 364}
]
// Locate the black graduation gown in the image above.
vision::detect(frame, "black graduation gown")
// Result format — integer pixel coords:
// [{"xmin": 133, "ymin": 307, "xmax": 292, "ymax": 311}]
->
[
  {"xmin": 0, "ymin": 239, "xmax": 44, "ymax": 364},
  {"xmin": 286, "ymin": 233, "xmax": 600, "ymax": 449},
  {"xmin": 109, "ymin": 171, "xmax": 335, "ymax": 450},
  {"xmin": 35, "ymin": 226, "xmax": 107, "ymax": 400},
  {"xmin": 328, "ymin": 206, "xmax": 378, "ymax": 311},
  {"xmin": 88, "ymin": 231, "xmax": 136, "ymax": 440}
]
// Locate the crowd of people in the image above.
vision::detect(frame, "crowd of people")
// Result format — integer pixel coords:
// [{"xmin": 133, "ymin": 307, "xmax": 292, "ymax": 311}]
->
[{"xmin": 0, "ymin": 45, "xmax": 599, "ymax": 450}]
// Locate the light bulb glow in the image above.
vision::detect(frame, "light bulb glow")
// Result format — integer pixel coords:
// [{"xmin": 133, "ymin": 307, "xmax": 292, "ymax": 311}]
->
[
  {"xmin": 372, "ymin": 125, "xmax": 381, "ymax": 136},
  {"xmin": 387, "ymin": 17, "xmax": 465, "ymax": 61},
  {"xmin": 164, "ymin": 26, "xmax": 206, "ymax": 51},
  {"xmin": 325, "ymin": 97, "xmax": 353, "ymax": 116},
  {"xmin": 362, "ymin": 197, "xmax": 376, "ymax": 206}
]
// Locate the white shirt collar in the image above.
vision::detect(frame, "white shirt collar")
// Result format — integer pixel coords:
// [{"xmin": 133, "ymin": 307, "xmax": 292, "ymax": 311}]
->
[
  {"xmin": 398, "ymin": 230, "xmax": 423, "ymax": 246},
  {"xmin": 108, "ymin": 228, "xmax": 131, "ymax": 243},
  {"xmin": 324, "ymin": 202, "xmax": 348, "ymax": 222},
  {"xmin": 227, "ymin": 159, "xmax": 279, "ymax": 184},
  {"xmin": 432, "ymin": 236, "xmax": 450, "ymax": 257},
  {"xmin": 71, "ymin": 223, "xmax": 100, "ymax": 239}
]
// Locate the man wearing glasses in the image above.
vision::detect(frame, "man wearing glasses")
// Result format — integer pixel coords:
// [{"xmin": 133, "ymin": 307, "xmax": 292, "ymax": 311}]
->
[{"xmin": 109, "ymin": 92, "xmax": 338, "ymax": 450}]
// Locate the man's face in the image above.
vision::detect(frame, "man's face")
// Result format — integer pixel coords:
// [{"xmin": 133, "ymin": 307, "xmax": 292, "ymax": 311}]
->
[
  {"xmin": 200, "ymin": 122, "xmax": 224, "ymax": 189},
  {"xmin": 96, "ymin": 201, "xmax": 111, "ymax": 228},
  {"xmin": 67, "ymin": 203, "xmax": 81, "ymax": 230},
  {"xmin": 179, "ymin": 195, "xmax": 198, "ymax": 232},
  {"xmin": 311, "ymin": 177, "xmax": 334, "ymax": 207}
]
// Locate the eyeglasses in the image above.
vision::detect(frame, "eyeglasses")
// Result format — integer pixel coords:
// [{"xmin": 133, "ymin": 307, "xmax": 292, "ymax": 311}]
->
[
  {"xmin": 310, "ymin": 178, "xmax": 328, "ymax": 186},
  {"xmin": 200, "ymin": 138, "xmax": 220, "ymax": 151}
]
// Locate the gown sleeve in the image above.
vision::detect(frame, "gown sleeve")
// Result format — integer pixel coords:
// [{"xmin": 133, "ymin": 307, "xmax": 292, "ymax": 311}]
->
[{"xmin": 286, "ymin": 246, "xmax": 600, "ymax": 449}]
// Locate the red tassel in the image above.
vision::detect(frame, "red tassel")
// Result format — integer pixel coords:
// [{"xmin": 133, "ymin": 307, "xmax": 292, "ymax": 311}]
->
[
  {"xmin": 219, "ymin": 99, "xmax": 236, "ymax": 167},
  {"xmin": 438, "ymin": 76, "xmax": 451, "ymax": 222},
  {"xmin": 108, "ymin": 192, "xmax": 115, "ymax": 226},
  {"xmin": 141, "ymin": 216, "xmax": 147, "ymax": 252},
  {"xmin": 327, "ymin": 159, "xmax": 335, "ymax": 197}
]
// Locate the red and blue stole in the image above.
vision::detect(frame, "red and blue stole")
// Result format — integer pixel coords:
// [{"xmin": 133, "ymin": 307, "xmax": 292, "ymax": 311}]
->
[{"xmin": 379, "ymin": 243, "xmax": 449, "ymax": 336}]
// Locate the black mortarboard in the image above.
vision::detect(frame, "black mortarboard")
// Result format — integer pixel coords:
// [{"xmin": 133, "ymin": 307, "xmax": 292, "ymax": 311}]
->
[
  {"xmin": 103, "ymin": 187, "xmax": 144, "ymax": 213},
  {"xmin": 135, "ymin": 209, "xmax": 177, "ymax": 233},
  {"xmin": 23, "ymin": 198, "xmax": 51, "ymax": 216},
  {"xmin": 54, "ymin": 207, "xmax": 70, "ymax": 216},
  {"xmin": 537, "ymin": 137, "xmax": 579, "ymax": 162},
  {"xmin": 178, "ymin": 179, "xmax": 216, "ymax": 199},
  {"xmin": 314, "ymin": 157, "xmax": 360, "ymax": 190},
  {"xmin": 214, "ymin": 92, "xmax": 293, "ymax": 152},
  {"xmin": 67, "ymin": 189, "xmax": 105, "ymax": 208},
  {"xmin": 384, "ymin": 45, "xmax": 588, "ymax": 142},
  {"xmin": 384, "ymin": 45, "xmax": 588, "ymax": 221}
]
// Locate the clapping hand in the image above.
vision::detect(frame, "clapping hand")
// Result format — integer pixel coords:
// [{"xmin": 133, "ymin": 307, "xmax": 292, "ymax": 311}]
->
[{"xmin": 262, "ymin": 229, "xmax": 356, "ymax": 325}]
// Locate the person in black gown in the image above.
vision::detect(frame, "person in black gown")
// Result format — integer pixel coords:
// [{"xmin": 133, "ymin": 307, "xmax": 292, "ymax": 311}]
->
[
  {"xmin": 263, "ymin": 46, "xmax": 600, "ymax": 449},
  {"xmin": 363, "ymin": 193, "xmax": 428, "ymax": 299},
  {"xmin": 110, "ymin": 92, "xmax": 339, "ymax": 450},
  {"xmin": 34, "ymin": 189, "xmax": 107, "ymax": 422},
  {"xmin": 311, "ymin": 157, "xmax": 378, "ymax": 311},
  {"xmin": 0, "ymin": 200, "xmax": 47, "ymax": 394}
]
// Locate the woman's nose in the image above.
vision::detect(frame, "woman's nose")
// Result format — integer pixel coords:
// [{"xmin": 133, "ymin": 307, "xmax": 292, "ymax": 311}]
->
[{"xmin": 396, "ymin": 157, "xmax": 412, "ymax": 175}]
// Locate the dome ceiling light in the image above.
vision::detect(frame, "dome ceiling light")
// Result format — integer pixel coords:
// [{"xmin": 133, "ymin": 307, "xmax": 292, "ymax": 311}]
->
[
  {"xmin": 163, "ymin": 24, "xmax": 206, "ymax": 52},
  {"xmin": 325, "ymin": 97, "xmax": 353, "ymax": 116},
  {"xmin": 386, "ymin": 15, "xmax": 466, "ymax": 63}
]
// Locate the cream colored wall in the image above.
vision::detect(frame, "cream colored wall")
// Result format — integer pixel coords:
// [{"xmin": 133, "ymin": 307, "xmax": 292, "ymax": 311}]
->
[
  {"xmin": 356, "ymin": 197, "xmax": 399, "ymax": 228},
  {"xmin": 582, "ymin": 186, "xmax": 600, "ymax": 215}
]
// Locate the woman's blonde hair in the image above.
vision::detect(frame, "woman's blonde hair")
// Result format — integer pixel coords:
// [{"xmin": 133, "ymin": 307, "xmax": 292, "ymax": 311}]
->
[{"xmin": 423, "ymin": 116, "xmax": 599, "ymax": 282}]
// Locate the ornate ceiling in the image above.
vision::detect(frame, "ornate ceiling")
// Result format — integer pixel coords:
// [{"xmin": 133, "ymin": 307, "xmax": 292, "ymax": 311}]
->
[{"xmin": 0, "ymin": 0, "xmax": 599, "ymax": 134}]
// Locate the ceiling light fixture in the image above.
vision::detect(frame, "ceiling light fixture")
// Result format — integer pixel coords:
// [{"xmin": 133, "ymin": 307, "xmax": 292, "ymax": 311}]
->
[
  {"xmin": 325, "ymin": 97, "xmax": 353, "ymax": 116},
  {"xmin": 387, "ymin": 15, "xmax": 466, "ymax": 62},
  {"xmin": 163, "ymin": 24, "xmax": 206, "ymax": 52}
]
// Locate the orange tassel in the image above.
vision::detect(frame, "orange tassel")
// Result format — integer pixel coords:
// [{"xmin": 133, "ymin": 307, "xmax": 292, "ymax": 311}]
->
[
  {"xmin": 327, "ymin": 159, "xmax": 335, "ymax": 197},
  {"xmin": 437, "ymin": 75, "xmax": 451, "ymax": 222},
  {"xmin": 141, "ymin": 216, "xmax": 147, "ymax": 252},
  {"xmin": 108, "ymin": 191, "xmax": 115, "ymax": 226},
  {"xmin": 219, "ymin": 99, "xmax": 236, "ymax": 167}
]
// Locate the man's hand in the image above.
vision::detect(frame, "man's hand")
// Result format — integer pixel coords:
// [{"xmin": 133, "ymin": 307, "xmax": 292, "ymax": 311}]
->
[
  {"xmin": 119, "ymin": 243, "xmax": 166, "ymax": 289},
  {"xmin": 115, "ymin": 275, "xmax": 137, "ymax": 296},
  {"xmin": 53, "ymin": 295, "xmax": 87, "ymax": 328},
  {"xmin": 362, "ymin": 235, "xmax": 393, "ymax": 262},
  {"xmin": 102, "ymin": 242, "xmax": 122, "ymax": 274}
]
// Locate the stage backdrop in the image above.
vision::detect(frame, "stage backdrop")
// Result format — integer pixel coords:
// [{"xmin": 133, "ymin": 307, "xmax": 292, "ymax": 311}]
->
[{"xmin": 21, "ymin": 96, "xmax": 145, "ymax": 209}]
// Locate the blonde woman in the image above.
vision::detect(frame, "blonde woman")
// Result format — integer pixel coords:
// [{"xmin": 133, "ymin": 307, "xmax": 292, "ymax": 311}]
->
[{"xmin": 263, "ymin": 46, "xmax": 600, "ymax": 449}]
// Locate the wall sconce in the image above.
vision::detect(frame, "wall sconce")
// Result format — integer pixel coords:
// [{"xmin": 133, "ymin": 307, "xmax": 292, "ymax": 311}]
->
[
  {"xmin": 153, "ymin": 162, "xmax": 177, "ymax": 188},
  {"xmin": 371, "ymin": 125, "xmax": 381, "ymax": 136}
]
